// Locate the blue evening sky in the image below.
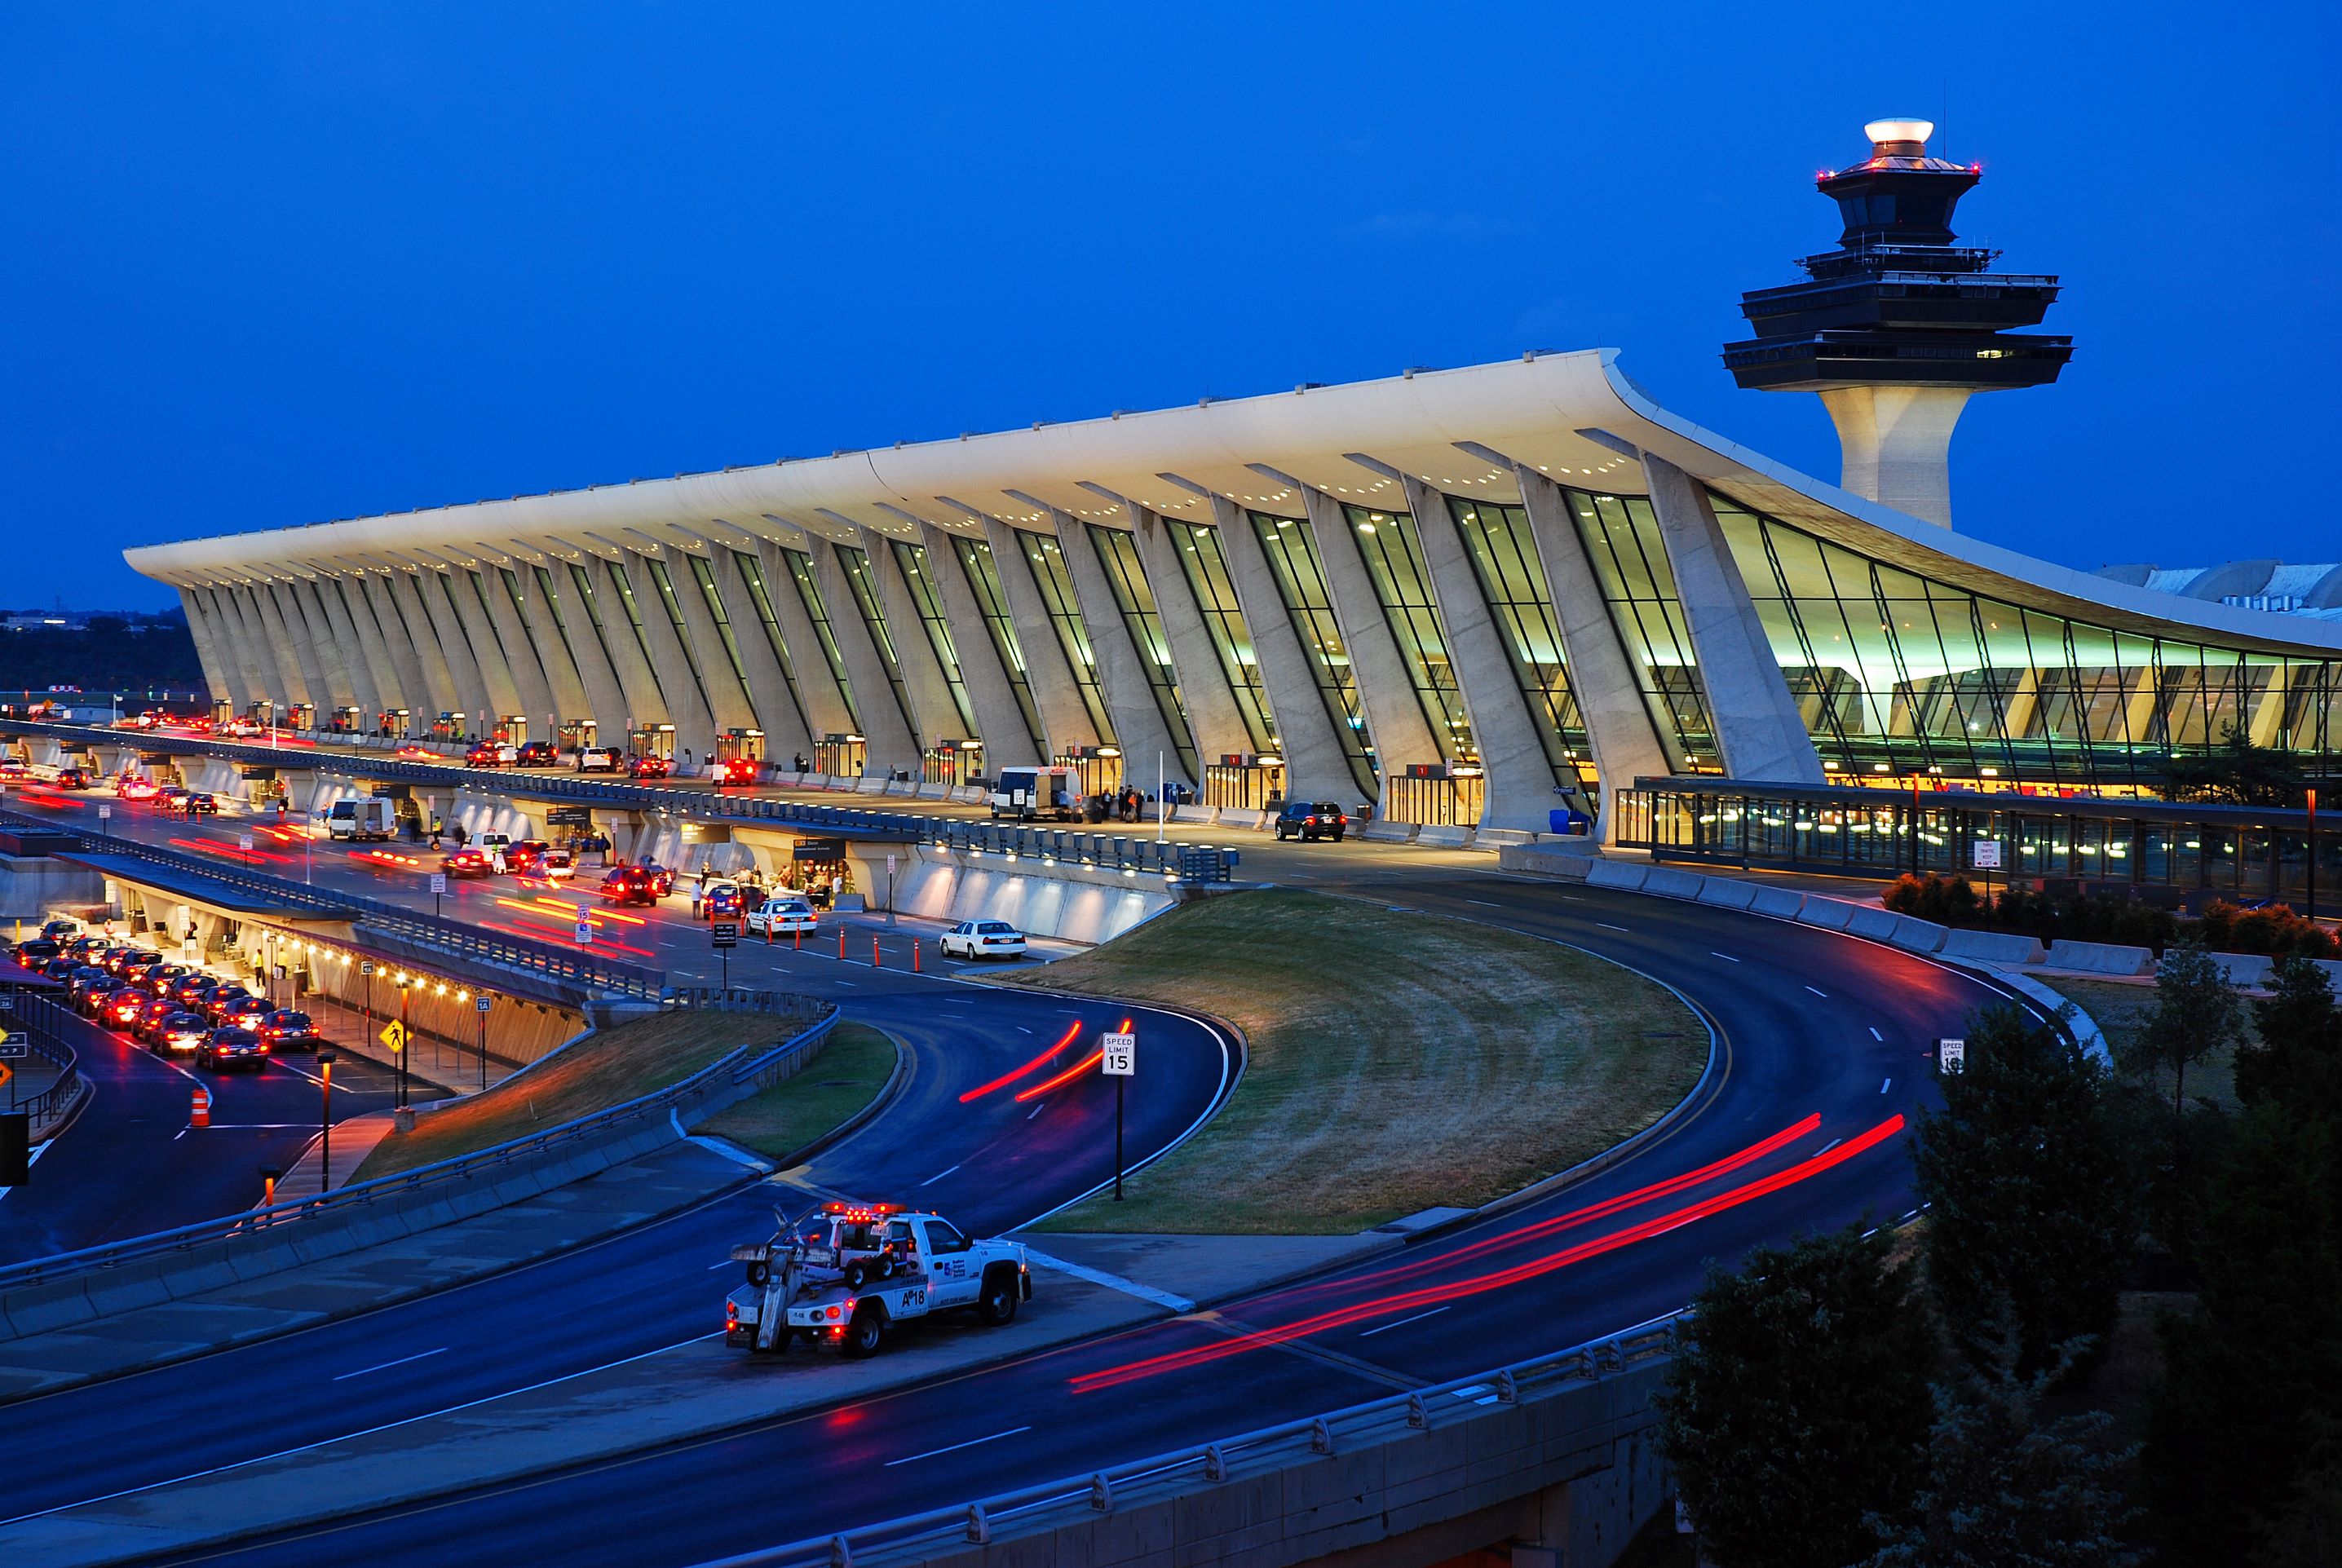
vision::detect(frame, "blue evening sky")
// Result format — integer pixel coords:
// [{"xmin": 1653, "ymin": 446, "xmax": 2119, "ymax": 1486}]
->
[{"xmin": 4, "ymin": 3, "xmax": 2335, "ymax": 610}]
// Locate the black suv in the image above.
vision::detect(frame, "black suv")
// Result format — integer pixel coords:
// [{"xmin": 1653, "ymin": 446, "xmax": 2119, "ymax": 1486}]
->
[{"xmin": 1273, "ymin": 802, "xmax": 1349, "ymax": 842}]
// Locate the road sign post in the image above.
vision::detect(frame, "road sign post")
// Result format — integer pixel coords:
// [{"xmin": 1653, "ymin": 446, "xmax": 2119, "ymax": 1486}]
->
[
  {"xmin": 711, "ymin": 920, "xmax": 739, "ymax": 991},
  {"xmin": 886, "ymin": 853, "xmax": 897, "ymax": 925},
  {"xmin": 1939, "ymin": 1037, "xmax": 1966, "ymax": 1074},
  {"xmin": 1970, "ymin": 839, "xmax": 2002, "ymax": 909},
  {"xmin": 475, "ymin": 992, "xmax": 492, "ymax": 1092},
  {"xmin": 429, "ymin": 870, "xmax": 447, "ymax": 918},
  {"xmin": 1101, "ymin": 1030, "xmax": 1135, "ymax": 1200}
]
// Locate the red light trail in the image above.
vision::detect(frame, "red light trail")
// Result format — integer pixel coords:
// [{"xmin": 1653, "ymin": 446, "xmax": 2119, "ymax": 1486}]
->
[
  {"xmin": 1067, "ymin": 1115, "xmax": 1906, "ymax": 1394},
  {"xmin": 959, "ymin": 1019, "xmax": 1085, "ymax": 1103},
  {"xmin": 1011, "ymin": 1018, "xmax": 1128, "ymax": 1103}
]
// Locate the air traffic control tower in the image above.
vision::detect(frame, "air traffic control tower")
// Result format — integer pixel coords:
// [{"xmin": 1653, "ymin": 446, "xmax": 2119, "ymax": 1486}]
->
[{"xmin": 1722, "ymin": 118, "xmax": 2071, "ymax": 528}]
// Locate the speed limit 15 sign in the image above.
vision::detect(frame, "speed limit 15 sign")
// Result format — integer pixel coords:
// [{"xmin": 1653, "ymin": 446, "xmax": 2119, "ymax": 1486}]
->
[{"xmin": 1101, "ymin": 1031, "xmax": 1135, "ymax": 1076}]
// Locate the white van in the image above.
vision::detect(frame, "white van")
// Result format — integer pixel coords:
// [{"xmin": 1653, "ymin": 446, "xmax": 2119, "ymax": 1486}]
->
[{"xmin": 326, "ymin": 797, "xmax": 397, "ymax": 841}]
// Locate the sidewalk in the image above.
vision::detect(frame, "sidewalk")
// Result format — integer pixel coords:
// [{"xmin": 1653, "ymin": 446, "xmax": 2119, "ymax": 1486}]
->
[{"xmin": 268, "ymin": 1110, "xmax": 399, "ymax": 1199}]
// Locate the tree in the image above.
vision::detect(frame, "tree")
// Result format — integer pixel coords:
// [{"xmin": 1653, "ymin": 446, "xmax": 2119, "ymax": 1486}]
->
[
  {"xmin": 2162, "ymin": 722, "xmax": 2308, "ymax": 807},
  {"xmin": 1911, "ymin": 1005, "xmax": 2137, "ymax": 1380},
  {"xmin": 2144, "ymin": 1106, "xmax": 2342, "ymax": 1558},
  {"xmin": 2119, "ymin": 939, "xmax": 2243, "ymax": 1121},
  {"xmin": 1861, "ymin": 1320, "xmax": 2140, "ymax": 1567},
  {"xmin": 2238, "ymin": 950, "xmax": 2342, "ymax": 1114},
  {"xmin": 1655, "ymin": 1226, "xmax": 1933, "ymax": 1568}
]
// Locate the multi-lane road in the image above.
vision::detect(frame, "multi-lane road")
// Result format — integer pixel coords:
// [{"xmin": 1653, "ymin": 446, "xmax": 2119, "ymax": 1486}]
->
[{"xmin": 0, "ymin": 775, "xmax": 2027, "ymax": 1564}]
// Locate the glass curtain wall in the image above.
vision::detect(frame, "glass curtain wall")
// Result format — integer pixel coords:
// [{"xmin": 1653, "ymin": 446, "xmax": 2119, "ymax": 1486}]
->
[
  {"xmin": 1443, "ymin": 497, "xmax": 1597, "ymax": 793},
  {"xmin": 1085, "ymin": 523, "xmax": 1200, "ymax": 778},
  {"xmin": 524, "ymin": 565, "xmax": 590, "ymax": 709},
  {"xmin": 432, "ymin": 572, "xmax": 486, "ymax": 686},
  {"xmin": 1017, "ymin": 531, "xmax": 1118, "ymax": 746},
  {"xmin": 950, "ymin": 537, "xmax": 1045, "ymax": 755},
  {"xmin": 683, "ymin": 554, "xmax": 759, "ymax": 720},
  {"xmin": 889, "ymin": 540, "xmax": 978, "ymax": 736},
  {"xmin": 1567, "ymin": 492, "xmax": 1721, "ymax": 772},
  {"xmin": 833, "ymin": 544, "xmax": 918, "ymax": 743},
  {"xmin": 730, "ymin": 551, "xmax": 807, "ymax": 726},
  {"xmin": 1711, "ymin": 495, "xmax": 2342, "ymax": 788},
  {"xmin": 1165, "ymin": 520, "xmax": 1275, "ymax": 753},
  {"xmin": 492, "ymin": 567, "xmax": 559, "ymax": 701},
  {"xmin": 569, "ymin": 561, "xmax": 660, "ymax": 707},
  {"xmin": 640, "ymin": 558, "xmax": 713, "ymax": 715},
  {"xmin": 780, "ymin": 547, "xmax": 857, "ymax": 729},
  {"xmin": 1248, "ymin": 510, "xmax": 1379, "ymax": 799},
  {"xmin": 462, "ymin": 570, "xmax": 520, "ymax": 684},
  {"xmin": 1337, "ymin": 505, "xmax": 1473, "ymax": 762}
]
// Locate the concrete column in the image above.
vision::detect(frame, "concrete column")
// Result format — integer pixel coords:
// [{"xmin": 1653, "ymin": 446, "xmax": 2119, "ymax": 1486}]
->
[
  {"xmin": 364, "ymin": 573, "xmax": 453, "ymax": 722},
  {"xmin": 1050, "ymin": 510, "xmax": 1194, "ymax": 788},
  {"xmin": 980, "ymin": 518, "xmax": 1100, "ymax": 755},
  {"xmin": 1817, "ymin": 384, "xmax": 1971, "ymax": 528},
  {"xmin": 1207, "ymin": 497, "xmax": 1370, "ymax": 810},
  {"xmin": 705, "ymin": 545, "xmax": 814, "ymax": 761},
  {"xmin": 1641, "ymin": 453, "xmax": 1827, "ymax": 784},
  {"xmin": 808, "ymin": 541, "xmax": 917, "ymax": 774},
  {"xmin": 240, "ymin": 585, "xmax": 314, "ymax": 709},
  {"xmin": 752, "ymin": 539, "xmax": 854, "ymax": 738},
  {"xmin": 659, "ymin": 550, "xmax": 757, "ymax": 735},
  {"xmin": 303, "ymin": 577, "xmax": 383, "ymax": 721},
  {"xmin": 1399, "ymin": 476, "xmax": 1566, "ymax": 834},
  {"xmin": 1129, "ymin": 506, "xmax": 1253, "ymax": 762},
  {"xmin": 400, "ymin": 568, "xmax": 495, "ymax": 734},
  {"xmin": 620, "ymin": 550, "xmax": 718, "ymax": 759},
  {"xmin": 325, "ymin": 575, "xmax": 404, "ymax": 716},
  {"xmin": 855, "ymin": 528, "xmax": 966, "ymax": 744},
  {"xmin": 584, "ymin": 556, "xmax": 671, "ymax": 737},
  {"xmin": 1516, "ymin": 469, "xmax": 1673, "ymax": 836},
  {"xmin": 179, "ymin": 587, "xmax": 246, "ymax": 710},
  {"xmin": 223, "ymin": 586, "xmax": 294, "ymax": 709},
  {"xmin": 495, "ymin": 564, "xmax": 592, "ymax": 729},
  {"xmin": 1297, "ymin": 486, "xmax": 1443, "ymax": 808},
  {"xmin": 922, "ymin": 523, "xmax": 1044, "ymax": 767}
]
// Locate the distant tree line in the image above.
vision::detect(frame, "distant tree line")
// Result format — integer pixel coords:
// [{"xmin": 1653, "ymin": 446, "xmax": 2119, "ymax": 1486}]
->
[{"xmin": 0, "ymin": 612, "xmax": 202, "ymax": 691}]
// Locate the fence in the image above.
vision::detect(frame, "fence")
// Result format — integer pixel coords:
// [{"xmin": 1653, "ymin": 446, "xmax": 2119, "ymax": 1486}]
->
[
  {"xmin": 2, "ymin": 992, "xmax": 83, "ymax": 1133},
  {"xmin": 707, "ymin": 1314, "xmax": 1682, "ymax": 1568}
]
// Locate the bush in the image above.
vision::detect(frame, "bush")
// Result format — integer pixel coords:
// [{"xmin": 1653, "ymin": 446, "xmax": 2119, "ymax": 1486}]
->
[
  {"xmin": 1885, "ymin": 872, "xmax": 1983, "ymax": 925},
  {"xmin": 2200, "ymin": 899, "xmax": 2339, "ymax": 959}
]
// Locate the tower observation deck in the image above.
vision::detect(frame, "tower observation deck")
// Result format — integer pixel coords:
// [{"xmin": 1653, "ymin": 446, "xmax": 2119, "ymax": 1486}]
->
[{"xmin": 1722, "ymin": 118, "xmax": 2071, "ymax": 528}]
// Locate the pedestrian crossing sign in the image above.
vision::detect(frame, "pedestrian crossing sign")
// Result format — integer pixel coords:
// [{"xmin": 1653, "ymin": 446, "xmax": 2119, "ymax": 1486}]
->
[{"xmin": 381, "ymin": 1021, "xmax": 408, "ymax": 1053}]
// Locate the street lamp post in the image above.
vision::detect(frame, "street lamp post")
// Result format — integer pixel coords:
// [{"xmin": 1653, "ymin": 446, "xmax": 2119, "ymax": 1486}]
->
[
  {"xmin": 396, "ymin": 978, "xmax": 411, "ymax": 1110},
  {"xmin": 316, "ymin": 1050, "xmax": 337, "ymax": 1190}
]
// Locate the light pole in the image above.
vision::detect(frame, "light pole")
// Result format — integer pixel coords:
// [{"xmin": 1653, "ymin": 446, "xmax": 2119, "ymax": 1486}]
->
[
  {"xmin": 476, "ymin": 992, "xmax": 490, "ymax": 1093},
  {"xmin": 2309, "ymin": 786, "xmax": 2319, "ymax": 925},
  {"xmin": 316, "ymin": 1050, "xmax": 337, "ymax": 1190},
  {"xmin": 396, "ymin": 978, "xmax": 411, "ymax": 1110}
]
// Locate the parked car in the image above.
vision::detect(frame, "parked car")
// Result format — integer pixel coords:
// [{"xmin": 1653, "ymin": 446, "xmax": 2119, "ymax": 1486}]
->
[
  {"xmin": 515, "ymin": 740, "xmax": 559, "ymax": 767},
  {"xmin": 54, "ymin": 766, "xmax": 89, "ymax": 789},
  {"xmin": 714, "ymin": 757, "xmax": 758, "ymax": 785},
  {"xmin": 599, "ymin": 865, "xmax": 665, "ymax": 906},
  {"xmin": 939, "ymin": 920, "xmax": 1028, "ymax": 961},
  {"xmin": 183, "ymin": 791, "xmax": 219, "ymax": 815},
  {"xmin": 700, "ymin": 881, "xmax": 751, "ymax": 920},
  {"xmin": 628, "ymin": 754, "xmax": 673, "ymax": 780},
  {"xmin": 1273, "ymin": 801, "xmax": 1350, "ymax": 842},
  {"xmin": 744, "ymin": 896, "xmax": 818, "ymax": 937},
  {"xmin": 196, "ymin": 1026, "xmax": 268, "ymax": 1071},
  {"xmin": 575, "ymin": 746, "xmax": 621, "ymax": 773},
  {"xmin": 466, "ymin": 742, "xmax": 519, "ymax": 768},
  {"xmin": 258, "ymin": 1009, "xmax": 325, "ymax": 1053}
]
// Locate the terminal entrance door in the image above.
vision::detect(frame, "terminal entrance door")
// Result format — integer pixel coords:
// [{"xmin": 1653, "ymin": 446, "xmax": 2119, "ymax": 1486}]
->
[
  {"xmin": 718, "ymin": 728, "xmax": 766, "ymax": 764},
  {"xmin": 1204, "ymin": 754, "xmax": 1285, "ymax": 810},
  {"xmin": 923, "ymin": 740, "xmax": 982, "ymax": 787},
  {"xmin": 494, "ymin": 714, "xmax": 528, "ymax": 745},
  {"xmin": 1384, "ymin": 763, "xmax": 1486, "ymax": 828},
  {"xmin": 1057, "ymin": 746, "xmax": 1122, "ymax": 799},
  {"xmin": 559, "ymin": 718, "xmax": 598, "ymax": 754},
  {"xmin": 210, "ymin": 698, "xmax": 233, "ymax": 727},
  {"xmin": 289, "ymin": 702, "xmax": 316, "ymax": 732},
  {"xmin": 630, "ymin": 724, "xmax": 677, "ymax": 760},
  {"xmin": 814, "ymin": 733, "xmax": 866, "ymax": 777},
  {"xmin": 378, "ymin": 708, "xmax": 412, "ymax": 740},
  {"xmin": 433, "ymin": 711, "xmax": 468, "ymax": 742},
  {"xmin": 332, "ymin": 705, "xmax": 364, "ymax": 734},
  {"xmin": 245, "ymin": 700, "xmax": 276, "ymax": 729},
  {"xmin": 786, "ymin": 836, "xmax": 854, "ymax": 908}
]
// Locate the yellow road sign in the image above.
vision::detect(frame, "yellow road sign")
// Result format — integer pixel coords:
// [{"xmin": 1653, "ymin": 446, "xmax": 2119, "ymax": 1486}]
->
[{"xmin": 380, "ymin": 1021, "xmax": 407, "ymax": 1053}]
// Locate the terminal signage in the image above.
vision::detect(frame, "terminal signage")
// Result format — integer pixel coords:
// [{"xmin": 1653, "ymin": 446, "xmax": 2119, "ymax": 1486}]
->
[
  {"xmin": 711, "ymin": 921, "xmax": 740, "ymax": 949},
  {"xmin": 1971, "ymin": 841, "xmax": 2003, "ymax": 870},
  {"xmin": 547, "ymin": 806, "xmax": 593, "ymax": 826},
  {"xmin": 792, "ymin": 838, "xmax": 847, "ymax": 862}
]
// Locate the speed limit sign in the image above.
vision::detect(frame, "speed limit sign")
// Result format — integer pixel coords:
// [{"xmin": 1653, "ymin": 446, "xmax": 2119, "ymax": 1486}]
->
[{"xmin": 1101, "ymin": 1031, "xmax": 1135, "ymax": 1076}]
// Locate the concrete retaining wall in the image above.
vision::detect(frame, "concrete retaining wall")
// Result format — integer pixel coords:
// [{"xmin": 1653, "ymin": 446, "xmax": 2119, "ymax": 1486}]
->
[
  {"xmin": 879, "ymin": 846, "xmax": 1174, "ymax": 945},
  {"xmin": 2044, "ymin": 939, "xmax": 2155, "ymax": 976},
  {"xmin": 1941, "ymin": 929, "xmax": 2048, "ymax": 965}
]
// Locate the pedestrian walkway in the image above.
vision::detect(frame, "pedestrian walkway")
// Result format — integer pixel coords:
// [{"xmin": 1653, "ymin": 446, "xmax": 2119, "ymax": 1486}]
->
[{"xmin": 269, "ymin": 1110, "xmax": 400, "ymax": 1199}]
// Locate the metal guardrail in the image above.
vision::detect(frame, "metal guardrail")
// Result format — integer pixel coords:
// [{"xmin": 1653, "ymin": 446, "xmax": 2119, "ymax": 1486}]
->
[
  {"xmin": 3, "ymin": 992, "xmax": 82, "ymax": 1129},
  {"xmin": 2, "ymin": 719, "xmax": 1244, "ymax": 882},
  {"xmin": 0, "ymin": 806, "xmax": 667, "ymax": 1000},
  {"xmin": 708, "ymin": 1314, "xmax": 1685, "ymax": 1568},
  {"xmin": 663, "ymin": 987, "xmax": 835, "ymax": 1022},
  {"xmin": 0, "ymin": 999, "xmax": 834, "ymax": 1294}
]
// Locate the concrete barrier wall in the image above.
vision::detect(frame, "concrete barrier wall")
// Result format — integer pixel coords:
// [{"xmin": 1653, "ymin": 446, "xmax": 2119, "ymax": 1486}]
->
[
  {"xmin": 2044, "ymin": 939, "xmax": 2154, "ymax": 976},
  {"xmin": 2209, "ymin": 952, "xmax": 2275, "ymax": 987},
  {"xmin": 1941, "ymin": 929, "xmax": 2048, "ymax": 965}
]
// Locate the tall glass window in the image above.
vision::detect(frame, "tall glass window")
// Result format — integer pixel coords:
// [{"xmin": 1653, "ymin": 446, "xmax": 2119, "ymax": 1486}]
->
[
  {"xmin": 834, "ymin": 544, "xmax": 917, "ymax": 742},
  {"xmin": 1444, "ymin": 497, "xmax": 1595, "ymax": 792},
  {"xmin": 1165, "ymin": 520, "xmax": 1275, "ymax": 753},
  {"xmin": 780, "ymin": 547, "xmax": 857, "ymax": 729},
  {"xmin": 462, "ymin": 569, "xmax": 518, "ymax": 679},
  {"xmin": 684, "ymin": 554, "xmax": 760, "ymax": 720},
  {"xmin": 731, "ymin": 551, "xmax": 806, "ymax": 722},
  {"xmin": 1339, "ymin": 505, "xmax": 1473, "ymax": 762},
  {"xmin": 1711, "ymin": 494, "xmax": 2342, "ymax": 787},
  {"xmin": 602, "ymin": 559, "xmax": 666, "ymax": 704},
  {"xmin": 431, "ymin": 572, "xmax": 484, "ymax": 685},
  {"xmin": 890, "ymin": 541, "xmax": 977, "ymax": 736},
  {"xmin": 525, "ymin": 565, "xmax": 588, "ymax": 705},
  {"xmin": 1248, "ymin": 511, "xmax": 1379, "ymax": 798},
  {"xmin": 570, "ymin": 560, "xmax": 659, "ymax": 706},
  {"xmin": 1569, "ymin": 492, "xmax": 1721, "ymax": 772},
  {"xmin": 641, "ymin": 557, "xmax": 712, "ymax": 713},
  {"xmin": 951, "ymin": 537, "xmax": 1045, "ymax": 754},
  {"xmin": 494, "ymin": 566, "xmax": 557, "ymax": 696},
  {"xmin": 1018, "ymin": 531, "xmax": 1116, "ymax": 746},
  {"xmin": 1086, "ymin": 524, "xmax": 1198, "ymax": 777}
]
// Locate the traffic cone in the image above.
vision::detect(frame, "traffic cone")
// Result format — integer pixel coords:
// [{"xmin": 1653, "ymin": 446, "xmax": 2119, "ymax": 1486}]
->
[
  {"xmin": 872, "ymin": 936, "xmax": 882, "ymax": 968},
  {"xmin": 191, "ymin": 1086, "xmax": 211, "ymax": 1129}
]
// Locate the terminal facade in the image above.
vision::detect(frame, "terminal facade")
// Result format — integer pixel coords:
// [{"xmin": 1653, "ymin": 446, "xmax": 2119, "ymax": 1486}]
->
[{"xmin": 127, "ymin": 125, "xmax": 2342, "ymax": 842}]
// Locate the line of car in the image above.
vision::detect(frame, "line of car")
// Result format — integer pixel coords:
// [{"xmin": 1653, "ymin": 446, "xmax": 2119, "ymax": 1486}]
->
[
  {"xmin": 10, "ymin": 927, "xmax": 325, "ymax": 1072},
  {"xmin": 457, "ymin": 742, "xmax": 749, "ymax": 783}
]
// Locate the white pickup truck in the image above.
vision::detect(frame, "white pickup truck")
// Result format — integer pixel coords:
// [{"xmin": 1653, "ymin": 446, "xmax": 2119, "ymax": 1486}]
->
[{"xmin": 724, "ymin": 1202, "xmax": 1032, "ymax": 1357}]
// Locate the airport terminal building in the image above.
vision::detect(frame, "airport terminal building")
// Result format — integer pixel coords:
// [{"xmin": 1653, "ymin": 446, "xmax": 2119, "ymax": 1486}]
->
[{"xmin": 125, "ymin": 123, "xmax": 2342, "ymax": 857}]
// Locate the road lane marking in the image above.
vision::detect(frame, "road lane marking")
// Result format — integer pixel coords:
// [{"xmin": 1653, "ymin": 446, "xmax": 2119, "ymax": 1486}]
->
[
  {"xmin": 1868, "ymin": 1027, "xmax": 1884, "ymax": 1041},
  {"xmin": 1017, "ymin": 1027, "xmax": 1033, "ymax": 1035},
  {"xmin": 1805, "ymin": 986, "xmax": 1828, "ymax": 998},
  {"xmin": 884, "ymin": 1424, "xmax": 1033, "ymax": 1467},
  {"xmin": 1709, "ymin": 952, "xmax": 1740, "ymax": 963},
  {"xmin": 1597, "ymin": 922, "xmax": 1629, "ymax": 933},
  {"xmin": 917, "ymin": 1163, "xmax": 961, "ymax": 1188},
  {"xmin": 1021, "ymin": 1249, "xmax": 1195, "ymax": 1312},
  {"xmin": 1818, "ymin": 1137, "xmax": 1843, "ymax": 1155},
  {"xmin": 1881, "ymin": 1077, "xmax": 1893, "ymax": 1093},
  {"xmin": 1359, "ymin": 1305, "xmax": 1450, "ymax": 1338},
  {"xmin": 333, "ymin": 1346, "xmax": 447, "ymax": 1380},
  {"xmin": 1025, "ymin": 1102, "xmax": 1045, "ymax": 1119},
  {"xmin": 1462, "ymin": 899, "xmax": 1499, "ymax": 907}
]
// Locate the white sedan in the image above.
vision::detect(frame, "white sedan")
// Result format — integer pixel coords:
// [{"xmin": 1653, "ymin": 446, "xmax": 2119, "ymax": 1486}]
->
[
  {"xmin": 745, "ymin": 897, "xmax": 819, "ymax": 937},
  {"xmin": 940, "ymin": 920, "xmax": 1027, "ymax": 961}
]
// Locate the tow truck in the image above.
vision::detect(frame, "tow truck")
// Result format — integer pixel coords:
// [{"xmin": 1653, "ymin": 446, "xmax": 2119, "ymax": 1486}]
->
[{"xmin": 723, "ymin": 1201, "xmax": 1032, "ymax": 1358}]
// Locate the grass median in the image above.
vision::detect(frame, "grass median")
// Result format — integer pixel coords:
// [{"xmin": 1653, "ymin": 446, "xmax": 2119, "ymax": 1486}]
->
[
  {"xmin": 1005, "ymin": 888, "xmax": 1706, "ymax": 1234},
  {"xmin": 695, "ymin": 1023, "xmax": 898, "ymax": 1161},
  {"xmin": 356, "ymin": 1009, "xmax": 829, "ymax": 1179}
]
